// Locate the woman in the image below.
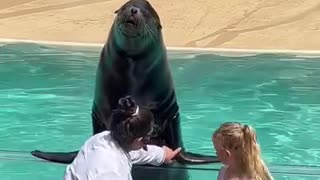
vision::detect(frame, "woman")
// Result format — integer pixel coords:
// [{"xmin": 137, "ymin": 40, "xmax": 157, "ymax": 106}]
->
[
  {"xmin": 212, "ymin": 122, "xmax": 273, "ymax": 180},
  {"xmin": 64, "ymin": 95, "xmax": 181, "ymax": 180}
]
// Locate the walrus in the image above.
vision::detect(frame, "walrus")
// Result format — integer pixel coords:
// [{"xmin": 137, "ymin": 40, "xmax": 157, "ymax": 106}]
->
[{"xmin": 30, "ymin": 0, "xmax": 219, "ymax": 175}]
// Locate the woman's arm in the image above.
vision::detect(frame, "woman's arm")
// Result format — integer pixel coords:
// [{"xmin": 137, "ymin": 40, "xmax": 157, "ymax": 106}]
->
[{"xmin": 129, "ymin": 145, "xmax": 165, "ymax": 166}]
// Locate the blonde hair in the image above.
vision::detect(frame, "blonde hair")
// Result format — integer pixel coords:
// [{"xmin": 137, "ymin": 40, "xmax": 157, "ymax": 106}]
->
[{"xmin": 213, "ymin": 122, "xmax": 273, "ymax": 180}]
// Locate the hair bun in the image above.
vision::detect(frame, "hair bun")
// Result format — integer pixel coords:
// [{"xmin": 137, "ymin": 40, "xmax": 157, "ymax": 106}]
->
[{"xmin": 118, "ymin": 95, "xmax": 138, "ymax": 116}]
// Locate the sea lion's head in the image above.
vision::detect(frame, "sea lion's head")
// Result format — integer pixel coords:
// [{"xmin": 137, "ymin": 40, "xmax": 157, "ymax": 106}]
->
[{"xmin": 112, "ymin": 0, "xmax": 162, "ymax": 53}]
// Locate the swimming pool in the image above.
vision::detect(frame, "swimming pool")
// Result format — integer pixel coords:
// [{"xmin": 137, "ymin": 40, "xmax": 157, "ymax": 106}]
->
[{"xmin": 0, "ymin": 42, "xmax": 320, "ymax": 180}]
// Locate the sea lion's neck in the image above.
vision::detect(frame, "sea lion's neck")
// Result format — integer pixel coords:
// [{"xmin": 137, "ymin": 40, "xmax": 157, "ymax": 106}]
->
[{"xmin": 111, "ymin": 33, "xmax": 162, "ymax": 61}]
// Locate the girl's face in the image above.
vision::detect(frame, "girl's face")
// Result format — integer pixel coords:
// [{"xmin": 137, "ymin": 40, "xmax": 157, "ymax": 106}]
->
[
  {"xmin": 129, "ymin": 137, "xmax": 146, "ymax": 150},
  {"xmin": 129, "ymin": 124, "xmax": 154, "ymax": 151},
  {"xmin": 213, "ymin": 138, "xmax": 232, "ymax": 166}
]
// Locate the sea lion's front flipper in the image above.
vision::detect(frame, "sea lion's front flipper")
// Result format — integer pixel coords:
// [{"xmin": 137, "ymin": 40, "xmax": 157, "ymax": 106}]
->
[{"xmin": 177, "ymin": 150, "xmax": 220, "ymax": 164}]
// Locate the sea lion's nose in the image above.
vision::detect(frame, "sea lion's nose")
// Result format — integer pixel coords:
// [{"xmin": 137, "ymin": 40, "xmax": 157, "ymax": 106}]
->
[{"xmin": 130, "ymin": 6, "xmax": 139, "ymax": 15}]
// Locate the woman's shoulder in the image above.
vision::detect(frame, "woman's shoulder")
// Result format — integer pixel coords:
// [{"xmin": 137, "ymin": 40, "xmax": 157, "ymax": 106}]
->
[{"xmin": 217, "ymin": 166, "xmax": 227, "ymax": 180}]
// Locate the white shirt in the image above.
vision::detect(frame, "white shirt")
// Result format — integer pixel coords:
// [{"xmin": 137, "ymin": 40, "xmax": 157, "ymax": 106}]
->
[{"xmin": 63, "ymin": 131, "xmax": 165, "ymax": 180}]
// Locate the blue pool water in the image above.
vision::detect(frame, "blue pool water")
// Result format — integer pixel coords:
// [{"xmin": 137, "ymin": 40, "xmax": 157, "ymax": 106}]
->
[{"xmin": 0, "ymin": 43, "xmax": 320, "ymax": 180}]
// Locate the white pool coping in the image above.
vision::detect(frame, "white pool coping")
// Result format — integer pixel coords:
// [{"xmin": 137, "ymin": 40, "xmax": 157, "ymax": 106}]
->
[{"xmin": 1, "ymin": 38, "xmax": 320, "ymax": 56}]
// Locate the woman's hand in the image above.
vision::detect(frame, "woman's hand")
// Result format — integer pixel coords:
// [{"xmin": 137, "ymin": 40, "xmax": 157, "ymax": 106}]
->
[{"xmin": 162, "ymin": 146, "xmax": 182, "ymax": 164}]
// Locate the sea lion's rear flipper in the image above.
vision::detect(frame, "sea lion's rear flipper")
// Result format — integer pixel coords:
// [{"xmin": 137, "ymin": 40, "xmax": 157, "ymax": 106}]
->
[
  {"xmin": 177, "ymin": 151, "xmax": 220, "ymax": 164},
  {"xmin": 31, "ymin": 150, "xmax": 79, "ymax": 164}
]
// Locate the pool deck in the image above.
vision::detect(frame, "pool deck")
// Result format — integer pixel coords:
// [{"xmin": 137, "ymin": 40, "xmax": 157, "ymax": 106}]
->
[{"xmin": 0, "ymin": 0, "xmax": 320, "ymax": 51}]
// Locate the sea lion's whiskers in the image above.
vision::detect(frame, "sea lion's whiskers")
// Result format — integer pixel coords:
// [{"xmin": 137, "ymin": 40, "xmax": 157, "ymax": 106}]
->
[{"xmin": 145, "ymin": 25, "xmax": 156, "ymax": 42}]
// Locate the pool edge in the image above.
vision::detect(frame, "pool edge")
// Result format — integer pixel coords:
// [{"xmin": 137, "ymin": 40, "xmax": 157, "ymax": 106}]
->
[{"xmin": 1, "ymin": 38, "xmax": 320, "ymax": 56}]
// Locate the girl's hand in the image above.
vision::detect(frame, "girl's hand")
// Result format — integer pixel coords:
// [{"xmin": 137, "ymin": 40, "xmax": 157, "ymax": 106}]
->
[{"xmin": 162, "ymin": 146, "xmax": 182, "ymax": 164}]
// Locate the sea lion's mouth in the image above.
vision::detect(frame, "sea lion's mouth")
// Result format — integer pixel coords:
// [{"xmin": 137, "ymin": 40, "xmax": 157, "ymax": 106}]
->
[
  {"xmin": 125, "ymin": 16, "xmax": 138, "ymax": 27},
  {"xmin": 118, "ymin": 15, "xmax": 142, "ymax": 37}
]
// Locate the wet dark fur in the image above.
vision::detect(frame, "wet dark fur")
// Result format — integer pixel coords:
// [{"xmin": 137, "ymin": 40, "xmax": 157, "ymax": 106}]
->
[{"xmin": 31, "ymin": 0, "xmax": 219, "ymax": 179}]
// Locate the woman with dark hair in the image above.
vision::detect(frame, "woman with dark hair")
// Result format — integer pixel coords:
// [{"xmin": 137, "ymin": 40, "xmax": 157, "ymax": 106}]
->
[{"xmin": 64, "ymin": 95, "xmax": 181, "ymax": 180}]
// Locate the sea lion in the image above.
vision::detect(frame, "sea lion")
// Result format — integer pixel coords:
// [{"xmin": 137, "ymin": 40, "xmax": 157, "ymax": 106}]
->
[{"xmin": 31, "ymin": 0, "xmax": 218, "ymax": 169}]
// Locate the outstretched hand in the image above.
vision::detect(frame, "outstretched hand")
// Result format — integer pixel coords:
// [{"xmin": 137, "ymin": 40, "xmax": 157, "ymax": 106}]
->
[{"xmin": 162, "ymin": 146, "xmax": 182, "ymax": 164}]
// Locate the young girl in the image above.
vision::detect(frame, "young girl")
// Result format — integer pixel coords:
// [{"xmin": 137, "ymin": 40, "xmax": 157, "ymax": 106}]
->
[
  {"xmin": 212, "ymin": 122, "xmax": 273, "ymax": 180},
  {"xmin": 64, "ymin": 96, "xmax": 181, "ymax": 180}
]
